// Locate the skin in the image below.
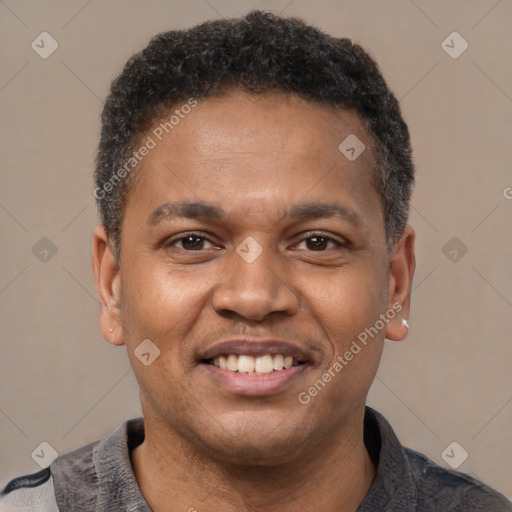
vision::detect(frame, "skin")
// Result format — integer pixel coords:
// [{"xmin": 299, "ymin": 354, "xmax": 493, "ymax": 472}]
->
[{"xmin": 93, "ymin": 90, "xmax": 415, "ymax": 511}]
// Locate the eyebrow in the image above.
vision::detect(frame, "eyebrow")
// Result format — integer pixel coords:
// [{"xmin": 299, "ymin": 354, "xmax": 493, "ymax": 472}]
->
[
  {"xmin": 287, "ymin": 201, "xmax": 360, "ymax": 226},
  {"xmin": 147, "ymin": 200, "xmax": 359, "ymax": 227},
  {"xmin": 147, "ymin": 200, "xmax": 224, "ymax": 225}
]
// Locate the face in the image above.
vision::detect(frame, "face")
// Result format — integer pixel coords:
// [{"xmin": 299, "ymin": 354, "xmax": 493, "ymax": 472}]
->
[{"xmin": 94, "ymin": 90, "xmax": 414, "ymax": 463}]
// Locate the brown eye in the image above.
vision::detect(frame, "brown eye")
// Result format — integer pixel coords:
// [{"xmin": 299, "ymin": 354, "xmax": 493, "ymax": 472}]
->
[
  {"xmin": 305, "ymin": 236, "xmax": 330, "ymax": 251},
  {"xmin": 176, "ymin": 235, "xmax": 208, "ymax": 250}
]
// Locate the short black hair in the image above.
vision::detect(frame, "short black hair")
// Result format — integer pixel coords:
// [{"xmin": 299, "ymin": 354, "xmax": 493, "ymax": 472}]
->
[{"xmin": 95, "ymin": 10, "xmax": 414, "ymax": 263}]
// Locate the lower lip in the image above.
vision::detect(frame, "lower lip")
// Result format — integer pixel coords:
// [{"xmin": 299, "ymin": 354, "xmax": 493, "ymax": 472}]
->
[{"xmin": 200, "ymin": 363, "xmax": 309, "ymax": 397}]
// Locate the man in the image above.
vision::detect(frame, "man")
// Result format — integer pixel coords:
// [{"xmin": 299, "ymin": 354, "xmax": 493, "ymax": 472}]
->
[{"xmin": 1, "ymin": 10, "xmax": 510, "ymax": 512}]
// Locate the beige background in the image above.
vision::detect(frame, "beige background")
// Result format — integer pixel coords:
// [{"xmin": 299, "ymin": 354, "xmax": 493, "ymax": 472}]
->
[{"xmin": 1, "ymin": 0, "xmax": 511, "ymax": 500}]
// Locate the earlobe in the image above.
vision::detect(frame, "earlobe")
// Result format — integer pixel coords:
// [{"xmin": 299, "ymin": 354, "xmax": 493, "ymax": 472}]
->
[
  {"xmin": 385, "ymin": 225, "xmax": 416, "ymax": 342},
  {"xmin": 92, "ymin": 226, "xmax": 124, "ymax": 346}
]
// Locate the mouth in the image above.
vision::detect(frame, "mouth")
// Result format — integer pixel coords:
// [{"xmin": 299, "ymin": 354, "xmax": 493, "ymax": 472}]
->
[
  {"xmin": 198, "ymin": 340, "xmax": 312, "ymax": 396},
  {"xmin": 202, "ymin": 353, "xmax": 306, "ymax": 375}
]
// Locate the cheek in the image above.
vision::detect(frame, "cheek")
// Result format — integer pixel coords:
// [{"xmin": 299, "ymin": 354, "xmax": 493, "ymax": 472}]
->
[
  {"xmin": 298, "ymin": 262, "xmax": 388, "ymax": 345},
  {"xmin": 120, "ymin": 260, "xmax": 218, "ymax": 338},
  {"xmin": 312, "ymin": 263, "xmax": 388, "ymax": 399}
]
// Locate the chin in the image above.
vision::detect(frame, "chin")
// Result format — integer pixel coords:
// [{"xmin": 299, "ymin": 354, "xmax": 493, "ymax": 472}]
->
[{"xmin": 195, "ymin": 422, "xmax": 314, "ymax": 467}]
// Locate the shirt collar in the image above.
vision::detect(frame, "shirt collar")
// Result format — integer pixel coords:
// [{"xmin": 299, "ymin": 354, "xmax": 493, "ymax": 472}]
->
[
  {"xmin": 358, "ymin": 407, "xmax": 418, "ymax": 511},
  {"xmin": 53, "ymin": 407, "xmax": 416, "ymax": 510}
]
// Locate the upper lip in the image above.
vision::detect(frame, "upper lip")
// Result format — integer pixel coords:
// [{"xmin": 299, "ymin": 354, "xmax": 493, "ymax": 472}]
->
[{"xmin": 198, "ymin": 339, "xmax": 311, "ymax": 363}]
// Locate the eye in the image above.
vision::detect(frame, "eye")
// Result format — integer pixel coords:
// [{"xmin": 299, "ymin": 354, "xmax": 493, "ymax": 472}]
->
[
  {"xmin": 172, "ymin": 234, "xmax": 215, "ymax": 251},
  {"xmin": 296, "ymin": 235, "xmax": 342, "ymax": 251}
]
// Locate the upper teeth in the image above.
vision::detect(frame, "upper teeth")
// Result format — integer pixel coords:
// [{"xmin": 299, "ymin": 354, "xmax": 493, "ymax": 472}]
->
[{"xmin": 212, "ymin": 354, "xmax": 295, "ymax": 374}]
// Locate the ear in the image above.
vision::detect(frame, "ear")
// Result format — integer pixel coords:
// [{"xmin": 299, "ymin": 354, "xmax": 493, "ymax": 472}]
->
[
  {"xmin": 385, "ymin": 225, "xmax": 416, "ymax": 341},
  {"xmin": 92, "ymin": 226, "xmax": 124, "ymax": 346}
]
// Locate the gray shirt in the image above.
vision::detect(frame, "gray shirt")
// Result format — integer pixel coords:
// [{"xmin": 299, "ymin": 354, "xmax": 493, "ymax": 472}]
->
[{"xmin": 1, "ymin": 407, "xmax": 511, "ymax": 511}]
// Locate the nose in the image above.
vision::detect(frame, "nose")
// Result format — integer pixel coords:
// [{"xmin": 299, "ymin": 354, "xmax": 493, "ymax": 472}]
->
[{"xmin": 212, "ymin": 246, "xmax": 299, "ymax": 322}]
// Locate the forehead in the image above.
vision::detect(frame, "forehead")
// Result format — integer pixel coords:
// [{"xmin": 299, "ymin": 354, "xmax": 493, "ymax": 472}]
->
[
  {"xmin": 124, "ymin": 90, "xmax": 379, "ymax": 223},
  {"xmin": 153, "ymin": 90, "xmax": 374, "ymax": 164}
]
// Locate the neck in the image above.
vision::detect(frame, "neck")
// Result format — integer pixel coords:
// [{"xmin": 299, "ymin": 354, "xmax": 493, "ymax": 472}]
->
[{"xmin": 131, "ymin": 408, "xmax": 376, "ymax": 512}]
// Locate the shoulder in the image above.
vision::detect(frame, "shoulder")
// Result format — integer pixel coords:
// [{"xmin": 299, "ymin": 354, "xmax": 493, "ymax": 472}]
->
[
  {"xmin": 363, "ymin": 407, "xmax": 512, "ymax": 511},
  {"xmin": 0, "ymin": 438, "xmax": 98, "ymax": 511},
  {"xmin": 0, "ymin": 425, "xmax": 115, "ymax": 511},
  {"xmin": 405, "ymin": 447, "xmax": 512, "ymax": 511},
  {"xmin": 0, "ymin": 467, "xmax": 59, "ymax": 511}
]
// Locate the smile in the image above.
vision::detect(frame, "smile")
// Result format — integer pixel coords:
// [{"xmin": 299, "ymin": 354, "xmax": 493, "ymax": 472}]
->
[
  {"xmin": 198, "ymin": 339, "xmax": 312, "ymax": 395},
  {"xmin": 205, "ymin": 353, "xmax": 304, "ymax": 375}
]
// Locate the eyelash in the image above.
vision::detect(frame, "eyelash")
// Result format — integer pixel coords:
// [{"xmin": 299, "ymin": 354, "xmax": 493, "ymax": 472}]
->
[
  {"xmin": 166, "ymin": 232, "xmax": 217, "ymax": 250},
  {"xmin": 294, "ymin": 233, "xmax": 344, "ymax": 251},
  {"xmin": 165, "ymin": 231, "xmax": 346, "ymax": 251}
]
